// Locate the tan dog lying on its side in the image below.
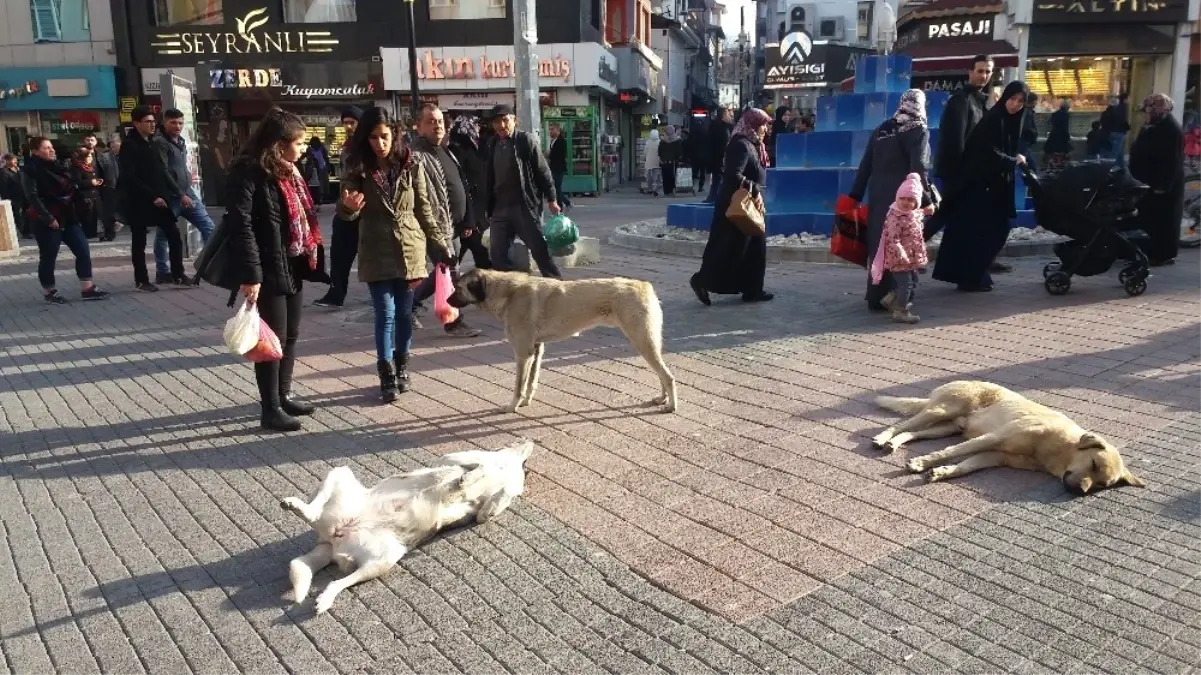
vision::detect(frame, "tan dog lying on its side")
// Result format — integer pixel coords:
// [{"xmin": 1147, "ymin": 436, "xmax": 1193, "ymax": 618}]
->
[{"xmin": 872, "ymin": 381, "xmax": 1145, "ymax": 495}]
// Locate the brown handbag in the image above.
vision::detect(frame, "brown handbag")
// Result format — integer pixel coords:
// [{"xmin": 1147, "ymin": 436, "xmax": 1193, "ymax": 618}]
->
[{"xmin": 725, "ymin": 180, "xmax": 766, "ymax": 237}]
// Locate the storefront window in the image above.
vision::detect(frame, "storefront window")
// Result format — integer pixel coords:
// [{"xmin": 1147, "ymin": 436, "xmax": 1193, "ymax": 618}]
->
[
  {"xmin": 152, "ymin": 0, "xmax": 221, "ymax": 25},
  {"xmin": 429, "ymin": 0, "xmax": 506, "ymax": 21},
  {"xmin": 283, "ymin": 0, "xmax": 356, "ymax": 23},
  {"xmin": 30, "ymin": 0, "xmax": 91, "ymax": 41},
  {"xmin": 1025, "ymin": 56, "xmax": 1150, "ymax": 138}
]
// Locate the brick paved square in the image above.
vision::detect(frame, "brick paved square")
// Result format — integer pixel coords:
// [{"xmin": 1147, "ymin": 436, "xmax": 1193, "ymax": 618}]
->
[{"xmin": 1, "ymin": 196, "xmax": 1198, "ymax": 672}]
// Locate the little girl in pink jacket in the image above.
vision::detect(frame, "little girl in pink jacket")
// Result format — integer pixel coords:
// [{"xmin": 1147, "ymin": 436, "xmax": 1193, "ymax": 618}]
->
[{"xmin": 871, "ymin": 173, "xmax": 933, "ymax": 324}]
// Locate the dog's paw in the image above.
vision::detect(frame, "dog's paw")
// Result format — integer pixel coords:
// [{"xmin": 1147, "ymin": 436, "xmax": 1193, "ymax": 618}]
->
[
  {"xmin": 906, "ymin": 457, "xmax": 929, "ymax": 474},
  {"xmin": 313, "ymin": 588, "xmax": 338, "ymax": 614},
  {"xmin": 871, "ymin": 431, "xmax": 893, "ymax": 449},
  {"xmin": 927, "ymin": 466, "xmax": 955, "ymax": 483},
  {"xmin": 883, "ymin": 438, "xmax": 906, "ymax": 454},
  {"xmin": 280, "ymin": 497, "xmax": 307, "ymax": 514}
]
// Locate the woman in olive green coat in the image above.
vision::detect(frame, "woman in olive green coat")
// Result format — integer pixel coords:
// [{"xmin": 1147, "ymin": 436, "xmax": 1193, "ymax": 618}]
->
[{"xmin": 339, "ymin": 107, "xmax": 452, "ymax": 402}]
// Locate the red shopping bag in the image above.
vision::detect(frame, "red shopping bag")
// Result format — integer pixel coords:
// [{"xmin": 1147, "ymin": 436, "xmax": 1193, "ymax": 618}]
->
[
  {"xmin": 830, "ymin": 195, "xmax": 869, "ymax": 267},
  {"xmin": 244, "ymin": 318, "xmax": 284, "ymax": 362},
  {"xmin": 433, "ymin": 264, "xmax": 460, "ymax": 325}
]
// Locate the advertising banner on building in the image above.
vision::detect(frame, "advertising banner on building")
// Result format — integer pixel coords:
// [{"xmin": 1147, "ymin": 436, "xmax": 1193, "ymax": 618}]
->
[{"xmin": 764, "ymin": 32, "xmax": 872, "ymax": 89}]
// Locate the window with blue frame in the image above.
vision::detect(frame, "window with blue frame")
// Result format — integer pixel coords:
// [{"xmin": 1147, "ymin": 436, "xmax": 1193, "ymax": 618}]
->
[{"xmin": 30, "ymin": 0, "xmax": 91, "ymax": 42}]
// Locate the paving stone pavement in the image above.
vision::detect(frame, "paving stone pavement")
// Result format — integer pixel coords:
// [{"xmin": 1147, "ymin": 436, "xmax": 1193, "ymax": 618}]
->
[{"xmin": 1, "ymin": 200, "xmax": 1199, "ymax": 673}]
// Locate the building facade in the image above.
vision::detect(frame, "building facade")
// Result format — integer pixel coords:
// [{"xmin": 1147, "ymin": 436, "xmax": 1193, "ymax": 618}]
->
[
  {"xmin": 0, "ymin": 0, "xmax": 121, "ymax": 154},
  {"xmin": 1011, "ymin": 0, "xmax": 1197, "ymax": 138}
]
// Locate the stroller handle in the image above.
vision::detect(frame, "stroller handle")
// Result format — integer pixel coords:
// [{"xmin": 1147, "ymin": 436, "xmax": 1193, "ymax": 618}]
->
[{"xmin": 995, "ymin": 150, "xmax": 1040, "ymax": 184}]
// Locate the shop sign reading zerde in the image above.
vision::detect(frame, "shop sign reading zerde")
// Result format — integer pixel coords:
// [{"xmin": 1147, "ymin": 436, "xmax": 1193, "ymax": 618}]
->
[
  {"xmin": 197, "ymin": 64, "xmax": 380, "ymax": 100},
  {"xmin": 1032, "ymin": 0, "xmax": 1187, "ymax": 23}
]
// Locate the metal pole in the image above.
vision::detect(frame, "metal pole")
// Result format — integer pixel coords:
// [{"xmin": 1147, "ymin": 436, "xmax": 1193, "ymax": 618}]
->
[
  {"xmin": 404, "ymin": 0, "xmax": 421, "ymax": 125},
  {"xmin": 513, "ymin": 0, "xmax": 541, "ymax": 145}
]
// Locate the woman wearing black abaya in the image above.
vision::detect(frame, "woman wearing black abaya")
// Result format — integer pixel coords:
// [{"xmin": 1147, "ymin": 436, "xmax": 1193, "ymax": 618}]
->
[
  {"xmin": 1128, "ymin": 93, "xmax": 1183, "ymax": 266},
  {"xmin": 690, "ymin": 107, "xmax": 773, "ymax": 305},
  {"xmin": 849, "ymin": 88, "xmax": 937, "ymax": 311},
  {"xmin": 933, "ymin": 80, "xmax": 1029, "ymax": 292}
]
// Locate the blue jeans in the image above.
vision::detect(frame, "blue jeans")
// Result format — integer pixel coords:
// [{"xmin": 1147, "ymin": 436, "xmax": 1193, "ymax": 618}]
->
[
  {"xmin": 1109, "ymin": 132, "xmax": 1127, "ymax": 169},
  {"xmin": 35, "ymin": 223, "xmax": 92, "ymax": 289},
  {"xmin": 552, "ymin": 170, "xmax": 571, "ymax": 207},
  {"xmin": 367, "ymin": 279, "xmax": 415, "ymax": 362},
  {"xmin": 155, "ymin": 189, "xmax": 214, "ymax": 276}
]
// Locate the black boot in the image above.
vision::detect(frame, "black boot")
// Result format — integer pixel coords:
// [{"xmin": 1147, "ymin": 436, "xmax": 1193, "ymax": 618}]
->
[
  {"xmin": 378, "ymin": 359, "xmax": 399, "ymax": 402},
  {"xmin": 257, "ymin": 362, "xmax": 302, "ymax": 431},
  {"xmin": 278, "ymin": 355, "xmax": 315, "ymax": 416},
  {"xmin": 395, "ymin": 352, "xmax": 412, "ymax": 393}
]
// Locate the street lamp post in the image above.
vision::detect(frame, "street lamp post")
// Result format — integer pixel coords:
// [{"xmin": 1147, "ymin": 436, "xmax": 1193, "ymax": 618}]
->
[{"xmin": 404, "ymin": 0, "xmax": 422, "ymax": 124}]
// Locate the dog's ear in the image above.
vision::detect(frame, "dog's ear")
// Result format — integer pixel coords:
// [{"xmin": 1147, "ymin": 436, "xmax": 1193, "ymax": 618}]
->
[
  {"xmin": 1077, "ymin": 432, "xmax": 1106, "ymax": 451},
  {"xmin": 467, "ymin": 275, "xmax": 486, "ymax": 302},
  {"xmin": 1116, "ymin": 469, "xmax": 1146, "ymax": 488}
]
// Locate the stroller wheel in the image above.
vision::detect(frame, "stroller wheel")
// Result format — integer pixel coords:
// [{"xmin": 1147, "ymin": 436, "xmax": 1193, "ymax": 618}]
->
[
  {"xmin": 1042, "ymin": 263, "xmax": 1060, "ymax": 280},
  {"xmin": 1118, "ymin": 268, "xmax": 1132, "ymax": 284},
  {"xmin": 1124, "ymin": 277, "xmax": 1148, "ymax": 297},
  {"xmin": 1045, "ymin": 271, "xmax": 1072, "ymax": 296}
]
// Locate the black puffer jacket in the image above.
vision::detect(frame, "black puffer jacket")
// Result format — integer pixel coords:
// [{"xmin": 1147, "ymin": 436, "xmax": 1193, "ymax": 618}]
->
[{"xmin": 226, "ymin": 158, "xmax": 302, "ymax": 296}]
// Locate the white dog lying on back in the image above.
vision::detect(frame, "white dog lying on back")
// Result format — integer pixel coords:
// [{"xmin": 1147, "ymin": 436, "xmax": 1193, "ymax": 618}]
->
[{"xmin": 280, "ymin": 440, "xmax": 534, "ymax": 613}]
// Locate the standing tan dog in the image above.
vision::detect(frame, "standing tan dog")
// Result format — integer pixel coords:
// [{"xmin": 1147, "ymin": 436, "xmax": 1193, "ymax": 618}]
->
[
  {"xmin": 872, "ymin": 381, "xmax": 1145, "ymax": 495},
  {"xmin": 446, "ymin": 269, "xmax": 678, "ymax": 413}
]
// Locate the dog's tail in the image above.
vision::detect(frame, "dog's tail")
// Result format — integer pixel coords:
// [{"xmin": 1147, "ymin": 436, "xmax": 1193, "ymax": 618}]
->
[{"xmin": 875, "ymin": 395, "xmax": 929, "ymax": 415}]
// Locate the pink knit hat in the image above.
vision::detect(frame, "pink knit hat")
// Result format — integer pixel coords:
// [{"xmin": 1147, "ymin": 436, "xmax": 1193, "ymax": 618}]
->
[{"xmin": 896, "ymin": 173, "xmax": 923, "ymax": 203}]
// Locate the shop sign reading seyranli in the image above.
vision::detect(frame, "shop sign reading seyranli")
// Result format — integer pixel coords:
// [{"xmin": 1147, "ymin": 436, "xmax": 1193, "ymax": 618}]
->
[
  {"xmin": 153, "ymin": 7, "xmax": 339, "ymax": 56},
  {"xmin": 1033, "ymin": 0, "xmax": 1187, "ymax": 22}
]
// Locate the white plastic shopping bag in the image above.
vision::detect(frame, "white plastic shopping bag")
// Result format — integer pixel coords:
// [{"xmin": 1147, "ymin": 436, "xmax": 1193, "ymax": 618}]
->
[{"xmin": 223, "ymin": 299, "xmax": 262, "ymax": 356}]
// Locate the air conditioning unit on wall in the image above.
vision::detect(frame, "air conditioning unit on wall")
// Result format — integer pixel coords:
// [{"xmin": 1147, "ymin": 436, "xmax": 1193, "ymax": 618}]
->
[{"xmin": 818, "ymin": 16, "xmax": 845, "ymax": 40}]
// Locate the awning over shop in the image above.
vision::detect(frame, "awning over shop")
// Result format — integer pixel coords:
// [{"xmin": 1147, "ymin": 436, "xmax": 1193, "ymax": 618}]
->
[{"xmin": 1027, "ymin": 24, "xmax": 1177, "ymax": 57}]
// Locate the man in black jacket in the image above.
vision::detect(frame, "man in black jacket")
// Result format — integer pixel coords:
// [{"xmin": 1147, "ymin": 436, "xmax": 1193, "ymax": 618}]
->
[
  {"xmin": 91, "ymin": 134, "xmax": 122, "ymax": 241},
  {"xmin": 119, "ymin": 106, "xmax": 185, "ymax": 291},
  {"xmin": 0, "ymin": 153, "xmax": 28, "ymax": 238},
  {"xmin": 925, "ymin": 54, "xmax": 992, "ymax": 241},
  {"xmin": 484, "ymin": 105, "xmax": 562, "ymax": 278},
  {"xmin": 546, "ymin": 123, "xmax": 572, "ymax": 209},
  {"xmin": 705, "ymin": 107, "xmax": 734, "ymax": 203}
]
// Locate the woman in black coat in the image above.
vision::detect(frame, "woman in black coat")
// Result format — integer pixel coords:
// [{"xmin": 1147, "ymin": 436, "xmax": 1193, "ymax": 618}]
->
[
  {"xmin": 849, "ymin": 89, "xmax": 937, "ymax": 311},
  {"xmin": 690, "ymin": 107, "xmax": 773, "ymax": 305},
  {"xmin": 24, "ymin": 137, "xmax": 109, "ymax": 304},
  {"xmin": 1128, "ymin": 93, "xmax": 1184, "ymax": 266},
  {"xmin": 933, "ymin": 80, "xmax": 1030, "ymax": 292},
  {"xmin": 69, "ymin": 146, "xmax": 104, "ymax": 240},
  {"xmin": 1043, "ymin": 100, "xmax": 1073, "ymax": 173},
  {"xmin": 448, "ymin": 114, "xmax": 492, "ymax": 269},
  {"xmin": 227, "ymin": 108, "xmax": 326, "ymax": 432}
]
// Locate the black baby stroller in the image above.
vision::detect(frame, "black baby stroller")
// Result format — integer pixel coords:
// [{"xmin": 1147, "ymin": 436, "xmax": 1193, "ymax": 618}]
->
[{"xmin": 1022, "ymin": 159, "xmax": 1152, "ymax": 297}]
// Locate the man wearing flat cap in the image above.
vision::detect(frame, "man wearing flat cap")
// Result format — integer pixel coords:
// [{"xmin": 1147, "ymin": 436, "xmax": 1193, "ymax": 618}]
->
[{"xmin": 483, "ymin": 104, "xmax": 562, "ymax": 278}]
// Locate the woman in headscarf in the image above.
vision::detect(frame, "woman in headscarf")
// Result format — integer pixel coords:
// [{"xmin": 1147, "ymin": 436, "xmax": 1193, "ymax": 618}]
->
[
  {"xmin": 933, "ymin": 81, "xmax": 1030, "ymax": 292},
  {"xmin": 690, "ymin": 107, "xmax": 773, "ymax": 305},
  {"xmin": 658, "ymin": 125, "xmax": 683, "ymax": 195},
  {"xmin": 1128, "ymin": 93, "xmax": 1184, "ymax": 266},
  {"xmin": 848, "ymin": 89, "xmax": 937, "ymax": 311},
  {"xmin": 767, "ymin": 106, "xmax": 792, "ymax": 167},
  {"xmin": 1043, "ymin": 99, "xmax": 1073, "ymax": 173},
  {"xmin": 643, "ymin": 129, "xmax": 662, "ymax": 196},
  {"xmin": 447, "ymin": 114, "xmax": 491, "ymax": 269}
]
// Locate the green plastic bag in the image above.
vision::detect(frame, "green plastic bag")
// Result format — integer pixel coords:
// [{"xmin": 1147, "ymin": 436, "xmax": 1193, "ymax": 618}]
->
[{"xmin": 544, "ymin": 214, "xmax": 580, "ymax": 251}]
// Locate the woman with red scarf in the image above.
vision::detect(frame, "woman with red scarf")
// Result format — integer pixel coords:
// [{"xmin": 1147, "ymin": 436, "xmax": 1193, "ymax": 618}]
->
[
  {"xmin": 227, "ymin": 108, "xmax": 328, "ymax": 432},
  {"xmin": 24, "ymin": 137, "xmax": 109, "ymax": 304},
  {"xmin": 70, "ymin": 146, "xmax": 104, "ymax": 240}
]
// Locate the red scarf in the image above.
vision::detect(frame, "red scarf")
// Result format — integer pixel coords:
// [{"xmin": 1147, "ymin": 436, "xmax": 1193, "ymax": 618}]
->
[{"xmin": 278, "ymin": 167, "xmax": 323, "ymax": 270}]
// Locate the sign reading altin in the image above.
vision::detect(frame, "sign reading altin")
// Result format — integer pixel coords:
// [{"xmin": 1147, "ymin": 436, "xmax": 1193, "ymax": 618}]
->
[{"xmin": 152, "ymin": 8, "xmax": 339, "ymax": 56}]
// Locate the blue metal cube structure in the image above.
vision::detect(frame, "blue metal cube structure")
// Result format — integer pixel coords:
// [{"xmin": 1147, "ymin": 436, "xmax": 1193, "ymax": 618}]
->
[{"xmin": 665, "ymin": 54, "xmax": 1036, "ymax": 236}]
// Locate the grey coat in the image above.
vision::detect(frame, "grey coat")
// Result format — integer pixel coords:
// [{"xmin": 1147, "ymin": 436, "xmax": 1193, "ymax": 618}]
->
[{"xmin": 849, "ymin": 125, "xmax": 934, "ymax": 306}]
